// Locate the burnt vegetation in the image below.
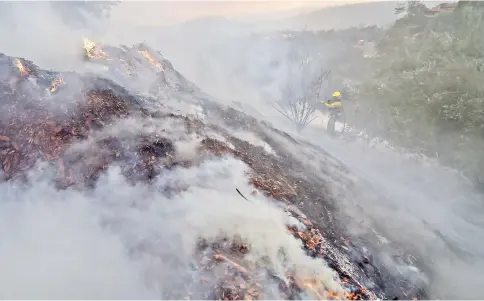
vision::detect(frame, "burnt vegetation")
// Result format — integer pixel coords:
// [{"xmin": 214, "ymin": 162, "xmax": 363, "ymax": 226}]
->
[{"xmin": 0, "ymin": 38, "xmax": 426, "ymax": 300}]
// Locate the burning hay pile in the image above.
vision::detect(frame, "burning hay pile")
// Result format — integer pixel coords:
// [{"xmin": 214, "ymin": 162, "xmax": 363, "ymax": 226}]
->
[{"xmin": 0, "ymin": 41, "xmax": 423, "ymax": 300}]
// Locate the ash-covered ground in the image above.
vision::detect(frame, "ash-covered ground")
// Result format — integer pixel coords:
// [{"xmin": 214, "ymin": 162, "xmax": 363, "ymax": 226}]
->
[{"xmin": 0, "ymin": 40, "xmax": 430, "ymax": 300}]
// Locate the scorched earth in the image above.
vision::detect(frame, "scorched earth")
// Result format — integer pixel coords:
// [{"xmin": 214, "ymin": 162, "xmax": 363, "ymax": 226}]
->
[{"xmin": 0, "ymin": 39, "xmax": 424, "ymax": 300}]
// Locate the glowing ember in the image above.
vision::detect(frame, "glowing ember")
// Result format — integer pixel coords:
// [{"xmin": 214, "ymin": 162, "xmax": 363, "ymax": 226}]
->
[
  {"xmin": 296, "ymin": 277, "xmax": 344, "ymax": 300},
  {"xmin": 138, "ymin": 50, "xmax": 163, "ymax": 70},
  {"xmin": 48, "ymin": 76, "xmax": 65, "ymax": 92},
  {"xmin": 301, "ymin": 280, "xmax": 324, "ymax": 299},
  {"xmin": 14, "ymin": 58, "xmax": 28, "ymax": 76},
  {"xmin": 82, "ymin": 37, "xmax": 109, "ymax": 60},
  {"xmin": 346, "ymin": 292, "xmax": 364, "ymax": 300}
]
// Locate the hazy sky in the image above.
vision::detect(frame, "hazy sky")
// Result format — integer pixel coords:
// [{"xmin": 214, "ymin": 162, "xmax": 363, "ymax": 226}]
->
[{"xmin": 110, "ymin": 1, "xmax": 374, "ymax": 26}]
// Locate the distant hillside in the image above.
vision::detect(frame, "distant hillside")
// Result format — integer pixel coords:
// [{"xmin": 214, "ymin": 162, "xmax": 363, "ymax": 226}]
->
[
  {"xmin": 172, "ymin": 16, "xmax": 256, "ymax": 37},
  {"xmin": 234, "ymin": 6, "xmax": 324, "ymax": 23},
  {"xmin": 271, "ymin": 1, "xmax": 400, "ymax": 31},
  {"xmin": 139, "ymin": 2, "xmax": 400, "ymax": 40}
]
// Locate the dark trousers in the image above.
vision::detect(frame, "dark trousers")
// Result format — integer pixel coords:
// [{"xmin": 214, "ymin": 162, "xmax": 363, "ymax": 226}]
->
[{"xmin": 327, "ymin": 110, "xmax": 343, "ymax": 134}]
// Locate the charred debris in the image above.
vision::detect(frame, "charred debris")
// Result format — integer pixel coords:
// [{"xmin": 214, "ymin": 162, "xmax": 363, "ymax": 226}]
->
[{"xmin": 0, "ymin": 39, "xmax": 424, "ymax": 300}]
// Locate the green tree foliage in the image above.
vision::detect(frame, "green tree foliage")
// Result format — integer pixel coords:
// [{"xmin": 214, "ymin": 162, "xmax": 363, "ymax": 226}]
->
[{"xmin": 352, "ymin": 1, "xmax": 484, "ymax": 187}]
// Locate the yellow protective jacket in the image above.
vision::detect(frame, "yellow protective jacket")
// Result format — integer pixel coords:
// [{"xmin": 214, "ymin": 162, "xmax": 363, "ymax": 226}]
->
[
  {"xmin": 323, "ymin": 101, "xmax": 342, "ymax": 109},
  {"xmin": 321, "ymin": 99, "xmax": 343, "ymax": 117}
]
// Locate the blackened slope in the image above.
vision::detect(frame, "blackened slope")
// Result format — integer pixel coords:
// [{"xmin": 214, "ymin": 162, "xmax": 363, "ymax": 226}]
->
[
  {"xmin": 200, "ymin": 102, "xmax": 427, "ymax": 300},
  {"xmin": 0, "ymin": 47, "xmax": 423, "ymax": 299},
  {"xmin": 0, "ymin": 53, "xmax": 344, "ymax": 299},
  {"xmin": 80, "ymin": 40, "xmax": 427, "ymax": 299},
  {"xmin": 0, "ymin": 54, "xmax": 147, "ymax": 182}
]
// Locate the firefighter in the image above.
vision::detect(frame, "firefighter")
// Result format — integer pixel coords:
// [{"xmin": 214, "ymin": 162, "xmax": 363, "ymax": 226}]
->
[{"xmin": 321, "ymin": 91, "xmax": 344, "ymax": 134}]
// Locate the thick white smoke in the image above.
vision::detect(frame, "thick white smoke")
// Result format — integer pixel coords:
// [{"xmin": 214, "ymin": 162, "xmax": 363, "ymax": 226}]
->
[
  {"xmin": 0, "ymin": 152, "xmax": 343, "ymax": 298},
  {"xmin": 3, "ymin": 1, "xmax": 484, "ymax": 299},
  {"xmin": 0, "ymin": 179, "xmax": 155, "ymax": 299}
]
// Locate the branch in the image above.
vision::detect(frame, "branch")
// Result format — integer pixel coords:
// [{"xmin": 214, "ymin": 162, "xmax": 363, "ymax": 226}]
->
[
  {"xmin": 273, "ymin": 103, "xmax": 294, "ymax": 122},
  {"xmin": 213, "ymin": 253, "xmax": 250, "ymax": 276},
  {"xmin": 293, "ymin": 99, "xmax": 300, "ymax": 121},
  {"xmin": 301, "ymin": 106, "xmax": 317, "ymax": 127},
  {"xmin": 314, "ymin": 69, "xmax": 331, "ymax": 99},
  {"xmin": 308, "ymin": 115, "xmax": 318, "ymax": 124}
]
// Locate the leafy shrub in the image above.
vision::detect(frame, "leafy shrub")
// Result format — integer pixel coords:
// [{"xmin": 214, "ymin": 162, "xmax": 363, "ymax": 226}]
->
[{"xmin": 352, "ymin": 2, "xmax": 484, "ymax": 187}]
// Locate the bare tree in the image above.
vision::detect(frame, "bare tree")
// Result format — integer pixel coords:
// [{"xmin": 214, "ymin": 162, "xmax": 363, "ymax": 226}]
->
[{"xmin": 274, "ymin": 51, "xmax": 331, "ymax": 132}]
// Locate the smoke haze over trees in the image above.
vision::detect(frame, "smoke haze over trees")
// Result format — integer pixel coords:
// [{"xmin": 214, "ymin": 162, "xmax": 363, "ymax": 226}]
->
[
  {"xmin": 136, "ymin": 0, "xmax": 484, "ymax": 191},
  {"xmin": 350, "ymin": 1, "xmax": 484, "ymax": 188}
]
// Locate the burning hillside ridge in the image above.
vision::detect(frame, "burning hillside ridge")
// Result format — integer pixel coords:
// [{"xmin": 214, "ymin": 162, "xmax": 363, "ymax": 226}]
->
[
  {"xmin": 0, "ymin": 41, "xmax": 424, "ymax": 299},
  {"xmin": 81, "ymin": 37, "xmax": 198, "ymax": 100}
]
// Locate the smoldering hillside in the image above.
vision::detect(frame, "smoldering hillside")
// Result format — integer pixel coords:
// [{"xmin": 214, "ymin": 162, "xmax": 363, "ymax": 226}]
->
[
  {"xmin": 0, "ymin": 50, "xmax": 349, "ymax": 299},
  {"xmin": 2, "ymin": 41, "xmax": 410, "ymax": 298},
  {"xmin": 0, "ymin": 3, "xmax": 379, "ymax": 299},
  {"xmin": 1, "ymin": 1, "xmax": 483, "ymax": 300},
  {"xmin": 132, "ymin": 3, "xmax": 484, "ymax": 300}
]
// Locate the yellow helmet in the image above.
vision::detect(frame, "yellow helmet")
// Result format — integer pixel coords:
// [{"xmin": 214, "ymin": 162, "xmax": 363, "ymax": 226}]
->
[{"xmin": 332, "ymin": 91, "xmax": 342, "ymax": 98}]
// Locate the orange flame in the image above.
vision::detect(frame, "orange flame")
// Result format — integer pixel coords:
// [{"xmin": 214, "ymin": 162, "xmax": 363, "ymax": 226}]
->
[
  {"xmin": 14, "ymin": 58, "xmax": 28, "ymax": 76},
  {"xmin": 83, "ymin": 37, "xmax": 109, "ymax": 60},
  {"xmin": 297, "ymin": 277, "xmax": 344, "ymax": 300},
  {"xmin": 48, "ymin": 76, "xmax": 65, "ymax": 93},
  {"xmin": 300, "ymin": 280, "xmax": 324, "ymax": 299},
  {"xmin": 138, "ymin": 50, "xmax": 163, "ymax": 70}
]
